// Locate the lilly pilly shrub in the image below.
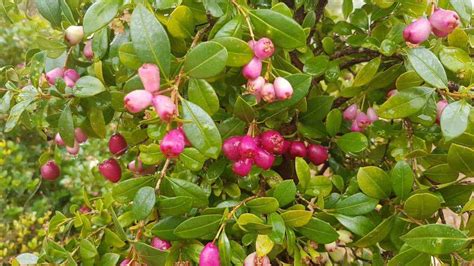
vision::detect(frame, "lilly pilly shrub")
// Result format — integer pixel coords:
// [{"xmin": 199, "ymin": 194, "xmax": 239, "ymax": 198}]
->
[{"xmin": 2, "ymin": 0, "xmax": 474, "ymax": 265}]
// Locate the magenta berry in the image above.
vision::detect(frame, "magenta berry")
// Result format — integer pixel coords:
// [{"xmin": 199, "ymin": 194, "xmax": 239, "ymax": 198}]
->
[
  {"xmin": 239, "ymin": 136, "xmax": 258, "ymax": 158},
  {"xmin": 248, "ymin": 39, "xmax": 257, "ymax": 49},
  {"xmin": 260, "ymin": 83, "xmax": 276, "ymax": 103},
  {"xmin": 124, "ymin": 90, "xmax": 153, "ymax": 113},
  {"xmin": 366, "ymin": 107, "xmax": 378, "ymax": 123},
  {"xmin": 273, "ymin": 77, "xmax": 293, "ymax": 100},
  {"xmin": 429, "ymin": 8, "xmax": 459, "ymax": 37},
  {"xmin": 253, "ymin": 37, "xmax": 275, "ymax": 59},
  {"xmin": 355, "ymin": 112, "xmax": 371, "ymax": 129},
  {"xmin": 436, "ymin": 99, "xmax": 448, "ymax": 122},
  {"xmin": 244, "ymin": 252, "xmax": 271, "ymax": 266},
  {"xmin": 282, "ymin": 140, "xmax": 291, "ymax": 154},
  {"xmin": 403, "ymin": 18, "xmax": 432, "ymax": 44},
  {"xmin": 109, "ymin": 133, "xmax": 128, "ymax": 155},
  {"xmin": 151, "ymin": 237, "xmax": 171, "ymax": 251},
  {"xmin": 98, "ymin": 158, "xmax": 122, "ymax": 183},
  {"xmin": 232, "ymin": 158, "xmax": 253, "ymax": 176},
  {"xmin": 152, "ymin": 95, "xmax": 176, "ymax": 122},
  {"xmin": 247, "ymin": 76, "xmax": 265, "ymax": 94},
  {"xmin": 254, "ymin": 148, "xmax": 275, "ymax": 170},
  {"xmin": 64, "ymin": 69, "xmax": 80, "ymax": 83},
  {"xmin": 139, "ymin": 63, "xmax": 160, "ymax": 93},
  {"xmin": 160, "ymin": 129, "xmax": 186, "ymax": 158},
  {"xmin": 120, "ymin": 259, "xmax": 131, "ymax": 266},
  {"xmin": 79, "ymin": 205, "xmax": 91, "ymax": 214},
  {"xmin": 55, "ymin": 133, "xmax": 65, "ymax": 146},
  {"xmin": 307, "ymin": 144, "xmax": 329, "ymax": 166},
  {"xmin": 289, "ymin": 141, "xmax": 307, "ymax": 159},
  {"xmin": 66, "ymin": 141, "xmax": 80, "ymax": 155},
  {"xmin": 40, "ymin": 160, "xmax": 60, "ymax": 181},
  {"xmin": 343, "ymin": 104, "xmax": 358, "ymax": 121},
  {"xmin": 199, "ymin": 242, "xmax": 221, "ymax": 266},
  {"xmin": 222, "ymin": 136, "xmax": 242, "ymax": 161},
  {"xmin": 242, "ymin": 57, "xmax": 262, "ymax": 80},
  {"xmin": 74, "ymin": 128, "xmax": 88, "ymax": 143},
  {"xmin": 260, "ymin": 130, "xmax": 285, "ymax": 154},
  {"xmin": 64, "ymin": 25, "xmax": 84, "ymax": 46},
  {"xmin": 83, "ymin": 40, "xmax": 94, "ymax": 60},
  {"xmin": 351, "ymin": 120, "xmax": 363, "ymax": 132},
  {"xmin": 46, "ymin": 67, "xmax": 64, "ymax": 85}
]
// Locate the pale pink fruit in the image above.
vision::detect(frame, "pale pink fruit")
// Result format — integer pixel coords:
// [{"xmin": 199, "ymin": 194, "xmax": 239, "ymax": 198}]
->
[
  {"xmin": 152, "ymin": 95, "xmax": 176, "ymax": 122},
  {"xmin": 160, "ymin": 129, "xmax": 186, "ymax": 158},
  {"xmin": 55, "ymin": 133, "xmax": 65, "ymax": 146},
  {"xmin": 120, "ymin": 259, "xmax": 131, "ymax": 266},
  {"xmin": 74, "ymin": 128, "xmax": 88, "ymax": 143},
  {"xmin": 64, "ymin": 69, "xmax": 80, "ymax": 82},
  {"xmin": 430, "ymin": 8, "xmax": 459, "ymax": 36},
  {"xmin": 65, "ymin": 25, "xmax": 84, "ymax": 46},
  {"xmin": 253, "ymin": 37, "xmax": 275, "ymax": 59},
  {"xmin": 403, "ymin": 18, "xmax": 432, "ymax": 44},
  {"xmin": 199, "ymin": 243, "xmax": 221, "ymax": 266},
  {"xmin": 124, "ymin": 90, "xmax": 153, "ymax": 113},
  {"xmin": 260, "ymin": 83, "xmax": 276, "ymax": 103},
  {"xmin": 273, "ymin": 77, "xmax": 293, "ymax": 100},
  {"xmin": 247, "ymin": 76, "xmax": 265, "ymax": 94},
  {"xmin": 343, "ymin": 104, "xmax": 358, "ymax": 121},
  {"xmin": 436, "ymin": 99, "xmax": 448, "ymax": 122},
  {"xmin": 151, "ymin": 237, "xmax": 171, "ymax": 251},
  {"xmin": 46, "ymin": 68, "xmax": 64, "ymax": 85},
  {"xmin": 355, "ymin": 112, "xmax": 371, "ymax": 129},
  {"xmin": 83, "ymin": 40, "xmax": 94, "ymax": 60},
  {"xmin": 139, "ymin": 63, "xmax": 160, "ymax": 93},
  {"xmin": 242, "ymin": 57, "xmax": 262, "ymax": 80},
  {"xmin": 66, "ymin": 141, "xmax": 80, "ymax": 155},
  {"xmin": 351, "ymin": 120, "xmax": 363, "ymax": 132},
  {"xmin": 244, "ymin": 252, "xmax": 271, "ymax": 266},
  {"xmin": 366, "ymin": 107, "xmax": 378, "ymax": 123}
]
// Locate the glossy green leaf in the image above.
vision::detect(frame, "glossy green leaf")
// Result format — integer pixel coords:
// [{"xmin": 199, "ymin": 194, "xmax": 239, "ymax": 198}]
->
[
  {"xmin": 439, "ymin": 46, "xmax": 471, "ymax": 73},
  {"xmin": 234, "ymin": 96, "xmax": 255, "ymax": 123},
  {"xmin": 174, "ymin": 214, "xmax": 222, "ymax": 238},
  {"xmin": 268, "ymin": 213, "xmax": 285, "ymax": 244},
  {"xmin": 273, "ymin": 180, "xmax": 296, "ymax": 207},
  {"xmin": 167, "ymin": 5, "xmax": 194, "ymax": 39},
  {"xmin": 83, "ymin": 0, "xmax": 121, "ymax": 35},
  {"xmin": 295, "ymin": 157, "xmax": 310, "ymax": 191},
  {"xmin": 133, "ymin": 242, "xmax": 168, "ymax": 266},
  {"xmin": 281, "ymin": 210, "xmax": 312, "ymax": 227},
  {"xmin": 36, "ymin": 0, "xmax": 61, "ymax": 28},
  {"xmin": 265, "ymin": 74, "xmax": 312, "ymax": 111},
  {"xmin": 4, "ymin": 98, "xmax": 35, "ymax": 132},
  {"xmin": 424, "ymin": 164, "xmax": 458, "ymax": 183},
  {"xmin": 404, "ymin": 193, "xmax": 440, "ymax": 219},
  {"xmin": 447, "ymin": 144, "xmax": 474, "ymax": 176},
  {"xmin": 157, "ymin": 196, "xmax": 193, "ymax": 216},
  {"xmin": 73, "ymin": 76, "xmax": 106, "ymax": 98},
  {"xmin": 388, "ymin": 247, "xmax": 431, "ymax": 266},
  {"xmin": 303, "ymin": 55, "xmax": 329, "ymax": 77},
  {"xmin": 218, "ymin": 230, "xmax": 231, "ymax": 266},
  {"xmin": 335, "ymin": 193, "xmax": 378, "ymax": 216},
  {"xmin": 297, "ymin": 218, "xmax": 339, "ymax": 244},
  {"xmin": 390, "ymin": 161, "xmax": 414, "ymax": 200},
  {"xmin": 378, "ymin": 87, "xmax": 434, "ymax": 119},
  {"xmin": 166, "ymin": 177, "xmax": 208, "ymax": 207},
  {"xmin": 183, "ymin": 41, "xmax": 228, "ymax": 78},
  {"xmin": 188, "ymin": 79, "xmax": 219, "ymax": 115},
  {"xmin": 119, "ymin": 42, "xmax": 142, "ymax": 70},
  {"xmin": 132, "ymin": 186, "xmax": 156, "ymax": 220},
  {"xmin": 151, "ymin": 216, "xmax": 186, "ymax": 241},
  {"xmin": 179, "ymin": 148, "xmax": 206, "ymax": 171},
  {"xmin": 395, "ymin": 71, "xmax": 423, "ymax": 90},
  {"xmin": 112, "ymin": 176, "xmax": 155, "ymax": 204},
  {"xmin": 213, "ymin": 37, "xmax": 253, "ymax": 67},
  {"xmin": 245, "ymin": 197, "xmax": 279, "ymax": 214},
  {"xmin": 441, "ymin": 100, "xmax": 470, "ymax": 141},
  {"xmin": 406, "ymin": 48, "xmax": 447, "ymax": 88},
  {"xmin": 334, "ymin": 214, "xmax": 375, "ymax": 236},
  {"xmin": 336, "ymin": 132, "xmax": 368, "ymax": 154},
  {"xmin": 353, "ymin": 57, "xmax": 381, "ymax": 87},
  {"xmin": 357, "ymin": 166, "xmax": 392, "ymax": 199},
  {"xmin": 58, "ymin": 105, "xmax": 75, "ymax": 147},
  {"xmin": 325, "ymin": 109, "xmax": 342, "ymax": 137},
  {"xmin": 300, "ymin": 96, "xmax": 334, "ymax": 122},
  {"xmin": 79, "ymin": 239, "xmax": 97, "ymax": 260},
  {"xmin": 353, "ymin": 215, "xmax": 395, "ymax": 247}
]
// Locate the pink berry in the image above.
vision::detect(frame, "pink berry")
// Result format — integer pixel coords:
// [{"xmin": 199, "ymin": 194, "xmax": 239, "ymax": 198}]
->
[
  {"xmin": 79, "ymin": 205, "xmax": 91, "ymax": 214},
  {"xmin": 355, "ymin": 112, "xmax": 371, "ymax": 129},
  {"xmin": 254, "ymin": 148, "xmax": 275, "ymax": 170},
  {"xmin": 64, "ymin": 76, "xmax": 75, "ymax": 87},
  {"xmin": 223, "ymin": 136, "xmax": 242, "ymax": 161},
  {"xmin": 366, "ymin": 107, "xmax": 378, "ymax": 123},
  {"xmin": 244, "ymin": 252, "xmax": 271, "ymax": 266},
  {"xmin": 351, "ymin": 120, "xmax": 363, "ymax": 132},
  {"xmin": 387, "ymin": 89, "xmax": 397, "ymax": 98},
  {"xmin": 260, "ymin": 130, "xmax": 285, "ymax": 154},
  {"xmin": 232, "ymin": 158, "xmax": 253, "ymax": 176},
  {"xmin": 55, "ymin": 133, "xmax": 65, "ymax": 146},
  {"xmin": 429, "ymin": 8, "xmax": 459, "ymax": 36},
  {"xmin": 83, "ymin": 40, "xmax": 94, "ymax": 60},
  {"xmin": 65, "ymin": 25, "xmax": 84, "ymax": 46},
  {"xmin": 152, "ymin": 95, "xmax": 176, "ymax": 122},
  {"xmin": 64, "ymin": 69, "xmax": 80, "ymax": 83},
  {"xmin": 307, "ymin": 144, "xmax": 329, "ymax": 166},
  {"xmin": 343, "ymin": 104, "xmax": 358, "ymax": 121},
  {"xmin": 128, "ymin": 159, "xmax": 156, "ymax": 175},
  {"xmin": 254, "ymin": 37, "xmax": 275, "ymax": 59},
  {"xmin": 289, "ymin": 141, "xmax": 307, "ymax": 159},
  {"xmin": 436, "ymin": 99, "xmax": 448, "ymax": 122},
  {"xmin": 403, "ymin": 17, "xmax": 432, "ymax": 44},
  {"xmin": 120, "ymin": 259, "xmax": 131, "ymax": 266},
  {"xmin": 99, "ymin": 158, "xmax": 122, "ymax": 183},
  {"xmin": 199, "ymin": 243, "xmax": 221, "ymax": 266},
  {"xmin": 242, "ymin": 57, "xmax": 262, "ymax": 80},
  {"xmin": 273, "ymin": 77, "xmax": 293, "ymax": 100},
  {"xmin": 151, "ymin": 237, "xmax": 171, "ymax": 251},
  {"xmin": 139, "ymin": 63, "xmax": 160, "ymax": 93},
  {"xmin": 109, "ymin": 133, "xmax": 128, "ymax": 155},
  {"xmin": 239, "ymin": 136, "xmax": 258, "ymax": 158},
  {"xmin": 40, "ymin": 160, "xmax": 60, "ymax": 181},
  {"xmin": 177, "ymin": 127, "xmax": 191, "ymax": 146},
  {"xmin": 247, "ymin": 76, "xmax": 265, "ymax": 94},
  {"xmin": 248, "ymin": 40, "xmax": 257, "ymax": 49},
  {"xmin": 124, "ymin": 90, "xmax": 153, "ymax": 113},
  {"xmin": 260, "ymin": 83, "xmax": 276, "ymax": 103},
  {"xmin": 160, "ymin": 129, "xmax": 186, "ymax": 158},
  {"xmin": 282, "ymin": 140, "xmax": 291, "ymax": 154},
  {"xmin": 66, "ymin": 141, "xmax": 80, "ymax": 155},
  {"xmin": 74, "ymin": 128, "xmax": 88, "ymax": 143},
  {"xmin": 46, "ymin": 68, "xmax": 64, "ymax": 85}
]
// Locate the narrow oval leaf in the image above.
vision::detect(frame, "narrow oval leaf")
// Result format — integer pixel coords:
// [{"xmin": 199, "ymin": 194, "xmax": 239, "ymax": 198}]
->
[
  {"xmin": 112, "ymin": 176, "xmax": 155, "ymax": 203},
  {"xmin": 390, "ymin": 161, "xmax": 414, "ymax": 200},
  {"xmin": 132, "ymin": 186, "xmax": 156, "ymax": 220},
  {"xmin": 378, "ymin": 87, "xmax": 434, "ymax": 119},
  {"xmin": 184, "ymin": 41, "xmax": 228, "ymax": 78},
  {"xmin": 406, "ymin": 47, "xmax": 448, "ymax": 88},
  {"xmin": 213, "ymin": 37, "xmax": 253, "ymax": 67},
  {"xmin": 157, "ymin": 196, "xmax": 193, "ymax": 216},
  {"xmin": 245, "ymin": 197, "xmax": 279, "ymax": 214},
  {"xmin": 58, "ymin": 105, "xmax": 75, "ymax": 147},
  {"xmin": 336, "ymin": 132, "xmax": 368, "ymax": 154},
  {"xmin": 83, "ymin": 0, "xmax": 121, "ymax": 35},
  {"xmin": 357, "ymin": 166, "xmax": 392, "ymax": 199},
  {"xmin": 74, "ymin": 76, "xmax": 106, "ymax": 98},
  {"xmin": 297, "ymin": 218, "xmax": 339, "ymax": 244},
  {"xmin": 234, "ymin": 96, "xmax": 255, "ymax": 123},
  {"xmin": 188, "ymin": 79, "xmax": 219, "ymax": 115},
  {"xmin": 447, "ymin": 144, "xmax": 474, "ymax": 176},
  {"xmin": 353, "ymin": 215, "xmax": 395, "ymax": 247},
  {"xmin": 281, "ymin": 210, "xmax": 312, "ymax": 227},
  {"xmin": 353, "ymin": 57, "xmax": 381, "ymax": 87},
  {"xmin": 166, "ymin": 177, "xmax": 209, "ymax": 207},
  {"xmin": 335, "ymin": 193, "xmax": 379, "ymax": 216},
  {"xmin": 174, "ymin": 214, "xmax": 222, "ymax": 239}
]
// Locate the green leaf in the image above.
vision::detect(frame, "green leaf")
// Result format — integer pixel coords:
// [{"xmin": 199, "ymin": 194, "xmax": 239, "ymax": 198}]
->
[
  {"xmin": 396, "ymin": 71, "xmax": 423, "ymax": 90},
  {"xmin": 213, "ymin": 37, "xmax": 253, "ymax": 67},
  {"xmin": 448, "ymin": 144, "xmax": 474, "ymax": 176},
  {"xmin": 181, "ymin": 99, "xmax": 222, "ymax": 159},
  {"xmin": 343, "ymin": 0, "xmax": 353, "ymax": 18},
  {"xmin": 119, "ymin": 42, "xmax": 142, "ymax": 70},
  {"xmin": 133, "ymin": 242, "xmax": 169, "ymax": 266},
  {"xmin": 99, "ymin": 253, "xmax": 120, "ymax": 266},
  {"xmin": 188, "ymin": 79, "xmax": 219, "ymax": 115},
  {"xmin": 390, "ymin": 161, "xmax": 414, "ymax": 200},
  {"xmin": 36, "ymin": 0, "xmax": 61, "ymax": 28},
  {"xmin": 58, "ymin": 105, "xmax": 75, "ymax": 147},
  {"xmin": 334, "ymin": 214, "xmax": 375, "ymax": 236},
  {"xmin": 306, "ymin": 175, "xmax": 332, "ymax": 197},
  {"xmin": 237, "ymin": 213, "xmax": 272, "ymax": 233},
  {"xmin": 218, "ymin": 117, "xmax": 246, "ymax": 139},
  {"xmin": 353, "ymin": 215, "xmax": 395, "ymax": 247},
  {"xmin": 167, "ymin": 5, "xmax": 194, "ymax": 39},
  {"xmin": 5, "ymin": 99, "xmax": 35, "ymax": 132},
  {"xmin": 157, "ymin": 196, "xmax": 193, "ymax": 216},
  {"xmin": 88, "ymin": 107, "xmax": 106, "ymax": 139},
  {"xmin": 300, "ymin": 96, "xmax": 334, "ymax": 122},
  {"xmin": 353, "ymin": 57, "xmax": 381, "ymax": 87},
  {"xmin": 152, "ymin": 216, "xmax": 186, "ymax": 241},
  {"xmin": 325, "ymin": 109, "xmax": 342, "ymax": 137},
  {"xmin": 273, "ymin": 180, "xmax": 296, "ymax": 207},
  {"xmin": 439, "ymin": 46, "xmax": 471, "ymax": 73},
  {"xmin": 179, "ymin": 148, "xmax": 206, "ymax": 171},
  {"xmin": 357, "ymin": 166, "xmax": 392, "ymax": 199},
  {"xmin": 297, "ymin": 218, "xmax": 339, "ymax": 244},
  {"xmin": 112, "ymin": 176, "xmax": 155, "ymax": 204},
  {"xmin": 73, "ymin": 76, "xmax": 106, "ymax": 98},
  {"xmin": 268, "ymin": 213, "xmax": 286, "ymax": 244},
  {"xmin": 378, "ymin": 87, "xmax": 434, "ymax": 119},
  {"xmin": 234, "ymin": 96, "xmax": 255, "ymax": 123},
  {"xmin": 441, "ymin": 100, "xmax": 471, "ymax": 141},
  {"xmin": 131, "ymin": 4, "xmax": 171, "ymax": 79},
  {"xmin": 174, "ymin": 214, "xmax": 222, "ymax": 238},
  {"xmin": 256, "ymin": 234, "xmax": 274, "ymax": 257},
  {"xmin": 218, "ymin": 231, "xmax": 232, "ymax": 266},
  {"xmin": 281, "ymin": 210, "xmax": 312, "ymax": 227},
  {"xmin": 184, "ymin": 41, "xmax": 228, "ymax": 78},
  {"xmin": 249, "ymin": 9, "xmax": 306, "ymax": 49},
  {"xmin": 335, "ymin": 193, "xmax": 378, "ymax": 216},
  {"xmin": 295, "ymin": 157, "xmax": 310, "ymax": 192},
  {"xmin": 404, "ymin": 193, "xmax": 441, "ymax": 219},
  {"xmin": 132, "ymin": 186, "xmax": 156, "ymax": 220},
  {"xmin": 450, "ymin": 0, "xmax": 473, "ymax": 24},
  {"xmin": 401, "ymin": 224, "xmax": 469, "ymax": 255},
  {"xmin": 79, "ymin": 239, "xmax": 97, "ymax": 260},
  {"xmin": 83, "ymin": 0, "xmax": 121, "ymax": 35},
  {"xmin": 406, "ymin": 48, "xmax": 447, "ymax": 88},
  {"xmin": 424, "ymin": 164, "xmax": 458, "ymax": 184},
  {"xmin": 139, "ymin": 144, "xmax": 165, "ymax": 165},
  {"xmin": 388, "ymin": 247, "xmax": 431, "ymax": 266},
  {"xmin": 166, "ymin": 177, "xmax": 208, "ymax": 207},
  {"xmin": 303, "ymin": 55, "xmax": 329, "ymax": 77},
  {"xmin": 336, "ymin": 132, "xmax": 368, "ymax": 154},
  {"xmin": 245, "ymin": 197, "xmax": 279, "ymax": 214}
]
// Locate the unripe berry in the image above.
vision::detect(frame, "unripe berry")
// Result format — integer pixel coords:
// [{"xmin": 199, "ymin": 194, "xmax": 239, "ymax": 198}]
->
[
  {"xmin": 65, "ymin": 25, "xmax": 84, "ymax": 46},
  {"xmin": 337, "ymin": 230, "xmax": 353, "ymax": 244},
  {"xmin": 64, "ymin": 76, "xmax": 75, "ymax": 87},
  {"xmin": 232, "ymin": 158, "xmax": 253, "ymax": 176},
  {"xmin": 324, "ymin": 242, "xmax": 337, "ymax": 252},
  {"xmin": 109, "ymin": 133, "xmax": 128, "ymax": 155},
  {"xmin": 351, "ymin": 120, "xmax": 362, "ymax": 132},
  {"xmin": 74, "ymin": 128, "xmax": 88, "ymax": 143},
  {"xmin": 199, "ymin": 243, "xmax": 221, "ymax": 266},
  {"xmin": 355, "ymin": 112, "xmax": 371, "ymax": 129},
  {"xmin": 254, "ymin": 148, "xmax": 275, "ymax": 170},
  {"xmin": 222, "ymin": 136, "xmax": 242, "ymax": 161},
  {"xmin": 273, "ymin": 77, "xmax": 293, "ymax": 100},
  {"xmin": 46, "ymin": 68, "xmax": 64, "ymax": 85},
  {"xmin": 139, "ymin": 63, "xmax": 160, "ymax": 93},
  {"xmin": 244, "ymin": 252, "xmax": 271, "ymax": 266},
  {"xmin": 289, "ymin": 141, "xmax": 307, "ymax": 159},
  {"xmin": 387, "ymin": 89, "xmax": 397, "ymax": 98},
  {"xmin": 429, "ymin": 8, "xmax": 459, "ymax": 37},
  {"xmin": 40, "ymin": 160, "xmax": 60, "ymax": 181},
  {"xmin": 328, "ymin": 246, "xmax": 346, "ymax": 262},
  {"xmin": 366, "ymin": 107, "xmax": 378, "ymax": 123},
  {"xmin": 254, "ymin": 37, "xmax": 275, "ymax": 59},
  {"xmin": 247, "ymin": 76, "xmax": 265, "ymax": 94},
  {"xmin": 55, "ymin": 133, "xmax": 65, "ymax": 146},
  {"xmin": 260, "ymin": 83, "xmax": 276, "ymax": 103},
  {"xmin": 83, "ymin": 40, "xmax": 94, "ymax": 60},
  {"xmin": 120, "ymin": 259, "xmax": 131, "ymax": 266},
  {"xmin": 436, "ymin": 99, "xmax": 448, "ymax": 122},
  {"xmin": 152, "ymin": 95, "xmax": 176, "ymax": 122},
  {"xmin": 307, "ymin": 144, "xmax": 328, "ymax": 166},
  {"xmin": 239, "ymin": 136, "xmax": 258, "ymax": 158},
  {"xmin": 403, "ymin": 17, "xmax": 431, "ymax": 44},
  {"xmin": 124, "ymin": 90, "xmax": 153, "ymax": 113},
  {"xmin": 151, "ymin": 237, "xmax": 171, "ymax": 251},
  {"xmin": 99, "ymin": 158, "xmax": 122, "ymax": 183},
  {"xmin": 64, "ymin": 69, "xmax": 80, "ymax": 83},
  {"xmin": 160, "ymin": 129, "xmax": 186, "ymax": 158},
  {"xmin": 260, "ymin": 130, "xmax": 285, "ymax": 154},
  {"xmin": 343, "ymin": 104, "xmax": 358, "ymax": 121},
  {"xmin": 66, "ymin": 141, "xmax": 80, "ymax": 155},
  {"xmin": 242, "ymin": 57, "xmax": 262, "ymax": 80}
]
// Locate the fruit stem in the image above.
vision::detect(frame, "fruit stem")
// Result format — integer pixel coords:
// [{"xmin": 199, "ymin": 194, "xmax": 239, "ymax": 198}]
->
[
  {"xmin": 231, "ymin": 0, "xmax": 255, "ymax": 41},
  {"xmin": 155, "ymin": 158, "xmax": 171, "ymax": 192}
]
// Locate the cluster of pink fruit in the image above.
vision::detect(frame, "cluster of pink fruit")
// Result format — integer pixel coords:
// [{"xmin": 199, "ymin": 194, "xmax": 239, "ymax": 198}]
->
[
  {"xmin": 242, "ymin": 38, "xmax": 293, "ymax": 103},
  {"xmin": 45, "ymin": 67, "xmax": 81, "ymax": 88},
  {"xmin": 403, "ymin": 7, "xmax": 459, "ymax": 44},
  {"xmin": 223, "ymin": 130, "xmax": 328, "ymax": 176},
  {"xmin": 120, "ymin": 237, "xmax": 171, "ymax": 266},
  {"xmin": 198, "ymin": 242, "xmax": 271, "ymax": 266},
  {"xmin": 343, "ymin": 104, "xmax": 378, "ymax": 132},
  {"xmin": 64, "ymin": 25, "xmax": 93, "ymax": 60}
]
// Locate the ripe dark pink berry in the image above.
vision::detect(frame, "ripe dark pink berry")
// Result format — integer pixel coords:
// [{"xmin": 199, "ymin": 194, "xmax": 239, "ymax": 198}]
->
[
  {"xmin": 152, "ymin": 95, "xmax": 176, "ymax": 122},
  {"xmin": 139, "ymin": 63, "xmax": 160, "ymax": 93},
  {"xmin": 83, "ymin": 40, "xmax": 94, "ymax": 60},
  {"xmin": 254, "ymin": 148, "xmax": 275, "ymax": 170},
  {"xmin": 242, "ymin": 57, "xmax": 262, "ymax": 80},
  {"xmin": 74, "ymin": 128, "xmax": 88, "ymax": 143},
  {"xmin": 239, "ymin": 136, "xmax": 258, "ymax": 158},
  {"xmin": 253, "ymin": 37, "xmax": 275, "ymax": 59},
  {"xmin": 124, "ymin": 90, "xmax": 153, "ymax": 113},
  {"xmin": 273, "ymin": 77, "xmax": 293, "ymax": 100},
  {"xmin": 160, "ymin": 129, "xmax": 186, "ymax": 158},
  {"xmin": 343, "ymin": 104, "xmax": 358, "ymax": 121},
  {"xmin": 260, "ymin": 130, "xmax": 285, "ymax": 154},
  {"xmin": 109, "ymin": 133, "xmax": 128, "ymax": 155},
  {"xmin": 222, "ymin": 136, "xmax": 242, "ymax": 161},
  {"xmin": 232, "ymin": 158, "xmax": 253, "ymax": 176},
  {"xmin": 40, "ymin": 160, "xmax": 60, "ymax": 181},
  {"xmin": 282, "ymin": 140, "xmax": 291, "ymax": 154},
  {"xmin": 151, "ymin": 237, "xmax": 171, "ymax": 251},
  {"xmin": 45, "ymin": 67, "xmax": 64, "ymax": 85},
  {"xmin": 289, "ymin": 141, "xmax": 307, "ymax": 159},
  {"xmin": 429, "ymin": 8, "xmax": 459, "ymax": 37},
  {"xmin": 98, "ymin": 158, "xmax": 122, "ymax": 183},
  {"xmin": 307, "ymin": 144, "xmax": 329, "ymax": 166},
  {"xmin": 403, "ymin": 17, "xmax": 431, "ymax": 44},
  {"xmin": 199, "ymin": 243, "xmax": 221, "ymax": 266}
]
